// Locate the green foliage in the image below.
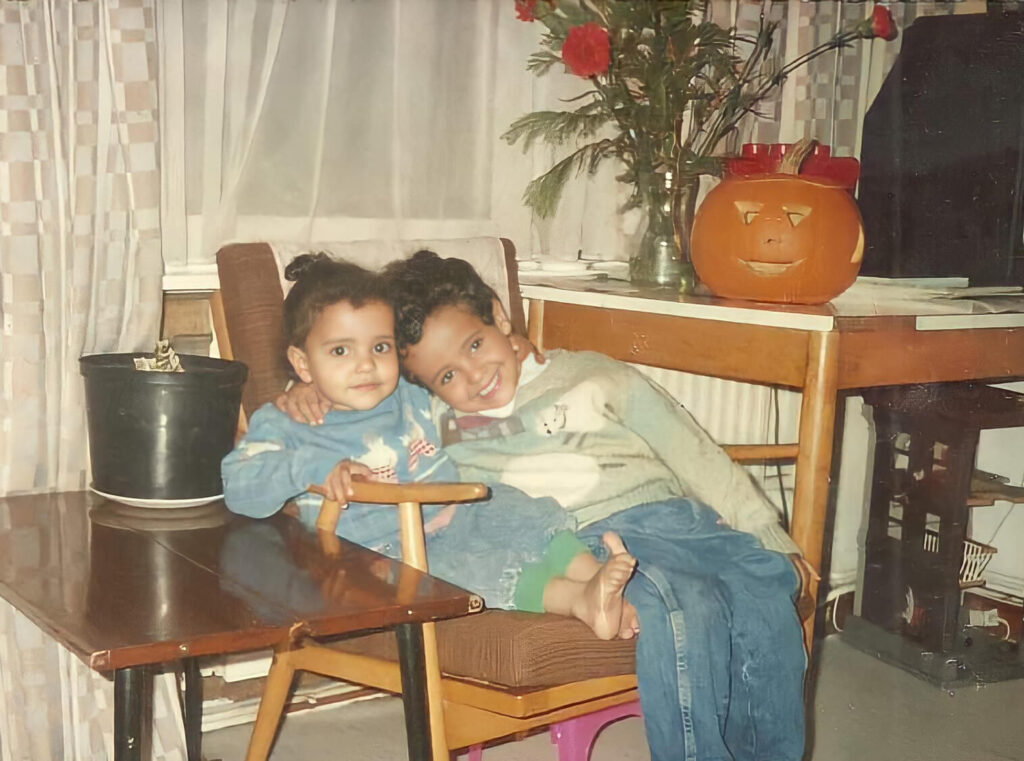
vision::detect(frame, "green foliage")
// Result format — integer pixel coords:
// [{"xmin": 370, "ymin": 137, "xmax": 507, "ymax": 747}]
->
[
  {"xmin": 505, "ymin": 103, "xmax": 609, "ymax": 152},
  {"xmin": 523, "ymin": 138, "xmax": 619, "ymax": 218},
  {"xmin": 505, "ymin": 0, "xmax": 879, "ymax": 217}
]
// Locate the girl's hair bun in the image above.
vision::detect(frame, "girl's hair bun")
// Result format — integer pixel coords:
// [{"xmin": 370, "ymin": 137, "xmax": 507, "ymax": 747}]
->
[
  {"xmin": 281, "ymin": 253, "xmax": 383, "ymax": 354},
  {"xmin": 284, "ymin": 251, "xmax": 334, "ymax": 282}
]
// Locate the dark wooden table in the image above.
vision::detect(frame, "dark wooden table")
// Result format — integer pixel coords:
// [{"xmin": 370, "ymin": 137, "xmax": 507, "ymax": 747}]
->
[{"xmin": 0, "ymin": 491, "xmax": 480, "ymax": 761}]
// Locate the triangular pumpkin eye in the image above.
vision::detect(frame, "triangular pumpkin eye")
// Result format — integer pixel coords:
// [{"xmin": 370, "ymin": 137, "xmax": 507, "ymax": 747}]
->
[
  {"xmin": 734, "ymin": 200, "xmax": 763, "ymax": 225},
  {"xmin": 783, "ymin": 204, "xmax": 812, "ymax": 227}
]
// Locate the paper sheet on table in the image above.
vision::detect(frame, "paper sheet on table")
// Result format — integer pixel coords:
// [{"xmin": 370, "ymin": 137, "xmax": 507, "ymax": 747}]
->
[{"xmin": 833, "ymin": 278, "xmax": 1024, "ymax": 315}]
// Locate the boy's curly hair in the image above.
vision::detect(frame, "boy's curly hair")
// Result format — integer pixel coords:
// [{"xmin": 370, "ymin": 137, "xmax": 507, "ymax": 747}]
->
[
  {"xmin": 283, "ymin": 252, "xmax": 386, "ymax": 349},
  {"xmin": 384, "ymin": 250, "xmax": 498, "ymax": 350}
]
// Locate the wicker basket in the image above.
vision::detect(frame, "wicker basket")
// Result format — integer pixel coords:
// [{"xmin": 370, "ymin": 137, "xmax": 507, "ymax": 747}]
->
[{"xmin": 923, "ymin": 530, "xmax": 997, "ymax": 586}]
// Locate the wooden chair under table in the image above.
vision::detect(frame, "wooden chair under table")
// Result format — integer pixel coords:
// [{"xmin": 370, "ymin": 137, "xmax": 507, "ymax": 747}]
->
[{"xmin": 211, "ymin": 237, "xmax": 811, "ymax": 761}]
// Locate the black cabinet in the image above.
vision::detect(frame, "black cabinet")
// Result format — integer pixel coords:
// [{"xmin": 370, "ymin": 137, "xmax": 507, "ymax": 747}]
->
[{"xmin": 844, "ymin": 383, "xmax": 1024, "ymax": 687}]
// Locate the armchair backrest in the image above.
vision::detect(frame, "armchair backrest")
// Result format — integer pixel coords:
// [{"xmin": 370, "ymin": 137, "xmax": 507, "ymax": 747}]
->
[{"xmin": 215, "ymin": 237, "xmax": 523, "ymax": 419}]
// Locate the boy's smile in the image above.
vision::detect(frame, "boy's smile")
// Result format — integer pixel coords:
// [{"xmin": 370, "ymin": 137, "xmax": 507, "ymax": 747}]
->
[
  {"xmin": 287, "ymin": 300, "xmax": 399, "ymax": 411},
  {"xmin": 402, "ymin": 303, "xmax": 521, "ymax": 413}
]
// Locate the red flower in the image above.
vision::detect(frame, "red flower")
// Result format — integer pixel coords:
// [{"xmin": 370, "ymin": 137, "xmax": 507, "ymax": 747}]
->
[
  {"xmin": 515, "ymin": 0, "xmax": 538, "ymax": 22},
  {"xmin": 856, "ymin": 5, "xmax": 898, "ymax": 41},
  {"xmin": 561, "ymin": 22, "xmax": 610, "ymax": 78},
  {"xmin": 870, "ymin": 6, "xmax": 898, "ymax": 41}
]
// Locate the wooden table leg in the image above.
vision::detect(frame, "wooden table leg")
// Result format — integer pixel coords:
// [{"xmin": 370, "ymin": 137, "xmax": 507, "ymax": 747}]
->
[
  {"xmin": 114, "ymin": 666, "xmax": 150, "ymax": 761},
  {"xmin": 527, "ymin": 300, "xmax": 545, "ymax": 351},
  {"xmin": 396, "ymin": 502, "xmax": 448, "ymax": 760},
  {"xmin": 791, "ymin": 330, "xmax": 840, "ymax": 655},
  {"xmin": 182, "ymin": 658, "xmax": 203, "ymax": 761},
  {"xmin": 396, "ymin": 622, "xmax": 432, "ymax": 761}
]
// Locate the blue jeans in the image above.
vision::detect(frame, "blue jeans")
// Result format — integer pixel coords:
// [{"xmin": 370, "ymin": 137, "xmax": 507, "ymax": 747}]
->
[
  {"xmin": 400, "ymin": 484, "xmax": 577, "ymax": 610},
  {"xmin": 579, "ymin": 499, "xmax": 805, "ymax": 761}
]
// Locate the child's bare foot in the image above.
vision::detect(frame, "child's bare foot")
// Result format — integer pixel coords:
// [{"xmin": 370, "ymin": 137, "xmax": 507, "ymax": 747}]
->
[
  {"xmin": 606, "ymin": 531, "xmax": 640, "ymax": 639},
  {"xmin": 573, "ymin": 532, "xmax": 636, "ymax": 640},
  {"xmin": 618, "ymin": 600, "xmax": 641, "ymax": 640},
  {"xmin": 602, "ymin": 530, "xmax": 629, "ymax": 557}
]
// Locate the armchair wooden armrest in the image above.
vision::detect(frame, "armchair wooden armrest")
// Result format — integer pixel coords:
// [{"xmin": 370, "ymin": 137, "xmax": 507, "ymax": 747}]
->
[
  {"xmin": 721, "ymin": 444, "xmax": 816, "ymax": 618},
  {"xmin": 307, "ymin": 481, "xmax": 489, "ymax": 534},
  {"xmin": 281, "ymin": 480, "xmax": 490, "ymax": 761}
]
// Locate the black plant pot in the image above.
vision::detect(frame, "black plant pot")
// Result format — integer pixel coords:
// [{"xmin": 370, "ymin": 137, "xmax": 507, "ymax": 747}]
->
[{"xmin": 80, "ymin": 353, "xmax": 247, "ymax": 501}]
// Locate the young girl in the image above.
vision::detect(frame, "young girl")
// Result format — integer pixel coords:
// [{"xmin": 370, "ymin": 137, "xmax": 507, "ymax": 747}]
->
[
  {"xmin": 221, "ymin": 253, "xmax": 638, "ymax": 639},
  {"xmin": 384, "ymin": 250, "xmax": 807, "ymax": 761}
]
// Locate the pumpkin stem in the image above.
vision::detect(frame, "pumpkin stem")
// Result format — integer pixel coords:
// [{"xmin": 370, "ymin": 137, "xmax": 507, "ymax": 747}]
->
[{"xmin": 779, "ymin": 138, "xmax": 817, "ymax": 175}]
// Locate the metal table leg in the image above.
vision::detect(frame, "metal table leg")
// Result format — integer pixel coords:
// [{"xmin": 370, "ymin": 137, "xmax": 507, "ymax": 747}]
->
[
  {"xmin": 114, "ymin": 667, "xmax": 150, "ymax": 761},
  {"xmin": 395, "ymin": 622, "xmax": 431, "ymax": 761},
  {"xmin": 182, "ymin": 658, "xmax": 203, "ymax": 761}
]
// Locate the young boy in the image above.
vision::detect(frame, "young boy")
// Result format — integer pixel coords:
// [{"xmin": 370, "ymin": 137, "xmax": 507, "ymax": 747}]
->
[
  {"xmin": 385, "ymin": 250, "xmax": 807, "ymax": 761},
  {"xmin": 221, "ymin": 253, "xmax": 638, "ymax": 639}
]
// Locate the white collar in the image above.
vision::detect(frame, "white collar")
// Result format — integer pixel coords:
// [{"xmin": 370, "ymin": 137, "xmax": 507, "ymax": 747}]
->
[{"xmin": 473, "ymin": 353, "xmax": 547, "ymax": 418}]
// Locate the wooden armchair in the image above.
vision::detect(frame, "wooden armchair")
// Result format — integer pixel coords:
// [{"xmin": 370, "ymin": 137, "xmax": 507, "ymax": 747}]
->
[{"xmin": 211, "ymin": 237, "xmax": 810, "ymax": 761}]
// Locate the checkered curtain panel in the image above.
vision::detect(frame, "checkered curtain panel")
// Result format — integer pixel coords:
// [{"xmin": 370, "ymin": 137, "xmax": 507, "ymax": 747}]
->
[
  {"xmin": 0, "ymin": 598, "xmax": 187, "ymax": 761},
  {"xmin": 729, "ymin": 0, "xmax": 959, "ymax": 155},
  {"xmin": 0, "ymin": 3, "xmax": 178, "ymax": 760},
  {"xmin": 0, "ymin": 0, "xmax": 163, "ymax": 497}
]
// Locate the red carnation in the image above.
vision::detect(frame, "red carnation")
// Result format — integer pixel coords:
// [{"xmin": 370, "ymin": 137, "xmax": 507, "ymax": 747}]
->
[
  {"xmin": 561, "ymin": 22, "xmax": 610, "ymax": 78},
  {"xmin": 856, "ymin": 5, "xmax": 898, "ymax": 41},
  {"xmin": 515, "ymin": 0, "xmax": 538, "ymax": 22},
  {"xmin": 870, "ymin": 5, "xmax": 898, "ymax": 41}
]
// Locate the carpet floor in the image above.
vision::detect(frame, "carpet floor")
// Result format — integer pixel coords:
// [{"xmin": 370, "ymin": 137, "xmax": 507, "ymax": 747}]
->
[{"xmin": 203, "ymin": 635, "xmax": 1024, "ymax": 761}]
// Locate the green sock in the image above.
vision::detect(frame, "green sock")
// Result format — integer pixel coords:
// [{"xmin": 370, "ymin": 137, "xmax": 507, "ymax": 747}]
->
[
  {"xmin": 512, "ymin": 531, "xmax": 591, "ymax": 613},
  {"xmin": 542, "ymin": 530, "xmax": 591, "ymax": 578}
]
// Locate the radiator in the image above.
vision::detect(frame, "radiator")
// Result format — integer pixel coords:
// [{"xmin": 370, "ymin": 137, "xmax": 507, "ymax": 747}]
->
[
  {"xmin": 631, "ymin": 364, "xmax": 802, "ymax": 507},
  {"xmin": 633, "ymin": 365, "xmax": 879, "ymax": 593}
]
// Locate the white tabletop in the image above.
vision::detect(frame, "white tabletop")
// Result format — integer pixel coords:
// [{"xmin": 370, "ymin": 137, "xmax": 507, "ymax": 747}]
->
[{"xmin": 520, "ymin": 276, "xmax": 1024, "ymax": 333}]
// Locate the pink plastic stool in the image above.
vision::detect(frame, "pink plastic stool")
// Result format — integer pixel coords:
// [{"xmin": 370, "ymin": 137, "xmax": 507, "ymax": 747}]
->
[{"xmin": 464, "ymin": 700, "xmax": 642, "ymax": 761}]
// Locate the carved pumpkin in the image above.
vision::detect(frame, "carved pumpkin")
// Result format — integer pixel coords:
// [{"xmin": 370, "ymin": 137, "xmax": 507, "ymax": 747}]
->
[{"xmin": 690, "ymin": 173, "xmax": 864, "ymax": 305}]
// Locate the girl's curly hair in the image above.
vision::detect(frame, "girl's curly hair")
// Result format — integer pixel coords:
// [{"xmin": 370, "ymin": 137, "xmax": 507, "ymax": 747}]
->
[
  {"xmin": 283, "ymin": 252, "xmax": 386, "ymax": 349},
  {"xmin": 384, "ymin": 250, "xmax": 498, "ymax": 350}
]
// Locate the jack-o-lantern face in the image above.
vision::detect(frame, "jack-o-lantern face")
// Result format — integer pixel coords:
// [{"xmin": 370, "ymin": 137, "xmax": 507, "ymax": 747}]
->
[{"xmin": 691, "ymin": 176, "xmax": 864, "ymax": 304}]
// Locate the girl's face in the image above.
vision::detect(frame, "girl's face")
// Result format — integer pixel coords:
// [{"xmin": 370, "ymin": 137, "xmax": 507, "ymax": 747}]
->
[
  {"xmin": 287, "ymin": 300, "xmax": 399, "ymax": 411},
  {"xmin": 401, "ymin": 301, "xmax": 520, "ymax": 413}
]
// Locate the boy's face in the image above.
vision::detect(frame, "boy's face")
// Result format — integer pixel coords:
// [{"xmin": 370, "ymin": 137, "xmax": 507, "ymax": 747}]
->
[
  {"xmin": 287, "ymin": 300, "xmax": 399, "ymax": 411},
  {"xmin": 401, "ymin": 301, "xmax": 521, "ymax": 413}
]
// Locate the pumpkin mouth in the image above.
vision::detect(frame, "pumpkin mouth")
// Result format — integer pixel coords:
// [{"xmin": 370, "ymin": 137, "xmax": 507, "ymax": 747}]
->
[{"xmin": 739, "ymin": 259, "xmax": 805, "ymax": 276}]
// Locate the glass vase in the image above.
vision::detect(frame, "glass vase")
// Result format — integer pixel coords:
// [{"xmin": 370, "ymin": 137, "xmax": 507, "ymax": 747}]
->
[{"xmin": 628, "ymin": 175, "xmax": 699, "ymax": 292}]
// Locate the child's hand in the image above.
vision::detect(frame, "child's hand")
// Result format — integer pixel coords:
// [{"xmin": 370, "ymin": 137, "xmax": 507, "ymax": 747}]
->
[
  {"xmin": 275, "ymin": 382, "xmax": 332, "ymax": 425},
  {"xmin": 789, "ymin": 553, "xmax": 820, "ymax": 585},
  {"xmin": 322, "ymin": 460, "xmax": 373, "ymax": 505},
  {"xmin": 788, "ymin": 553, "xmax": 819, "ymax": 621},
  {"xmin": 510, "ymin": 333, "xmax": 545, "ymax": 365}
]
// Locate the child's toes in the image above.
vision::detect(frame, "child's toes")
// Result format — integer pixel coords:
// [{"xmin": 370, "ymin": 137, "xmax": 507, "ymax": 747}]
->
[{"xmin": 602, "ymin": 531, "xmax": 628, "ymax": 556}]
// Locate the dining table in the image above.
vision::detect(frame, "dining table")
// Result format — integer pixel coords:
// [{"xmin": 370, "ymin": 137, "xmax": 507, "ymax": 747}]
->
[{"xmin": 0, "ymin": 490, "xmax": 481, "ymax": 761}]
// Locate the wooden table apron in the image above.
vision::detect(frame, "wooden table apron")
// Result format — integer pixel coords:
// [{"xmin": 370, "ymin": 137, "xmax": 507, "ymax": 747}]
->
[
  {"xmin": 527, "ymin": 298, "xmax": 1024, "ymax": 647},
  {"xmin": 0, "ymin": 491, "xmax": 477, "ymax": 761}
]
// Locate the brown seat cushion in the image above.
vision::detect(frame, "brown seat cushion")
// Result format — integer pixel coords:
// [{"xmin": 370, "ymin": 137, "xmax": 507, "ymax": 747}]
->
[{"xmin": 331, "ymin": 610, "xmax": 636, "ymax": 689}]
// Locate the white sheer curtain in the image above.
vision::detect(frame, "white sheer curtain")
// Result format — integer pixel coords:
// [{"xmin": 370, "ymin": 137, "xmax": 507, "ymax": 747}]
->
[
  {"xmin": 161, "ymin": 0, "xmax": 554, "ymax": 268},
  {"xmin": 159, "ymin": 1, "xmax": 967, "ymax": 272},
  {"xmin": 0, "ymin": 0, "xmax": 164, "ymax": 496}
]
